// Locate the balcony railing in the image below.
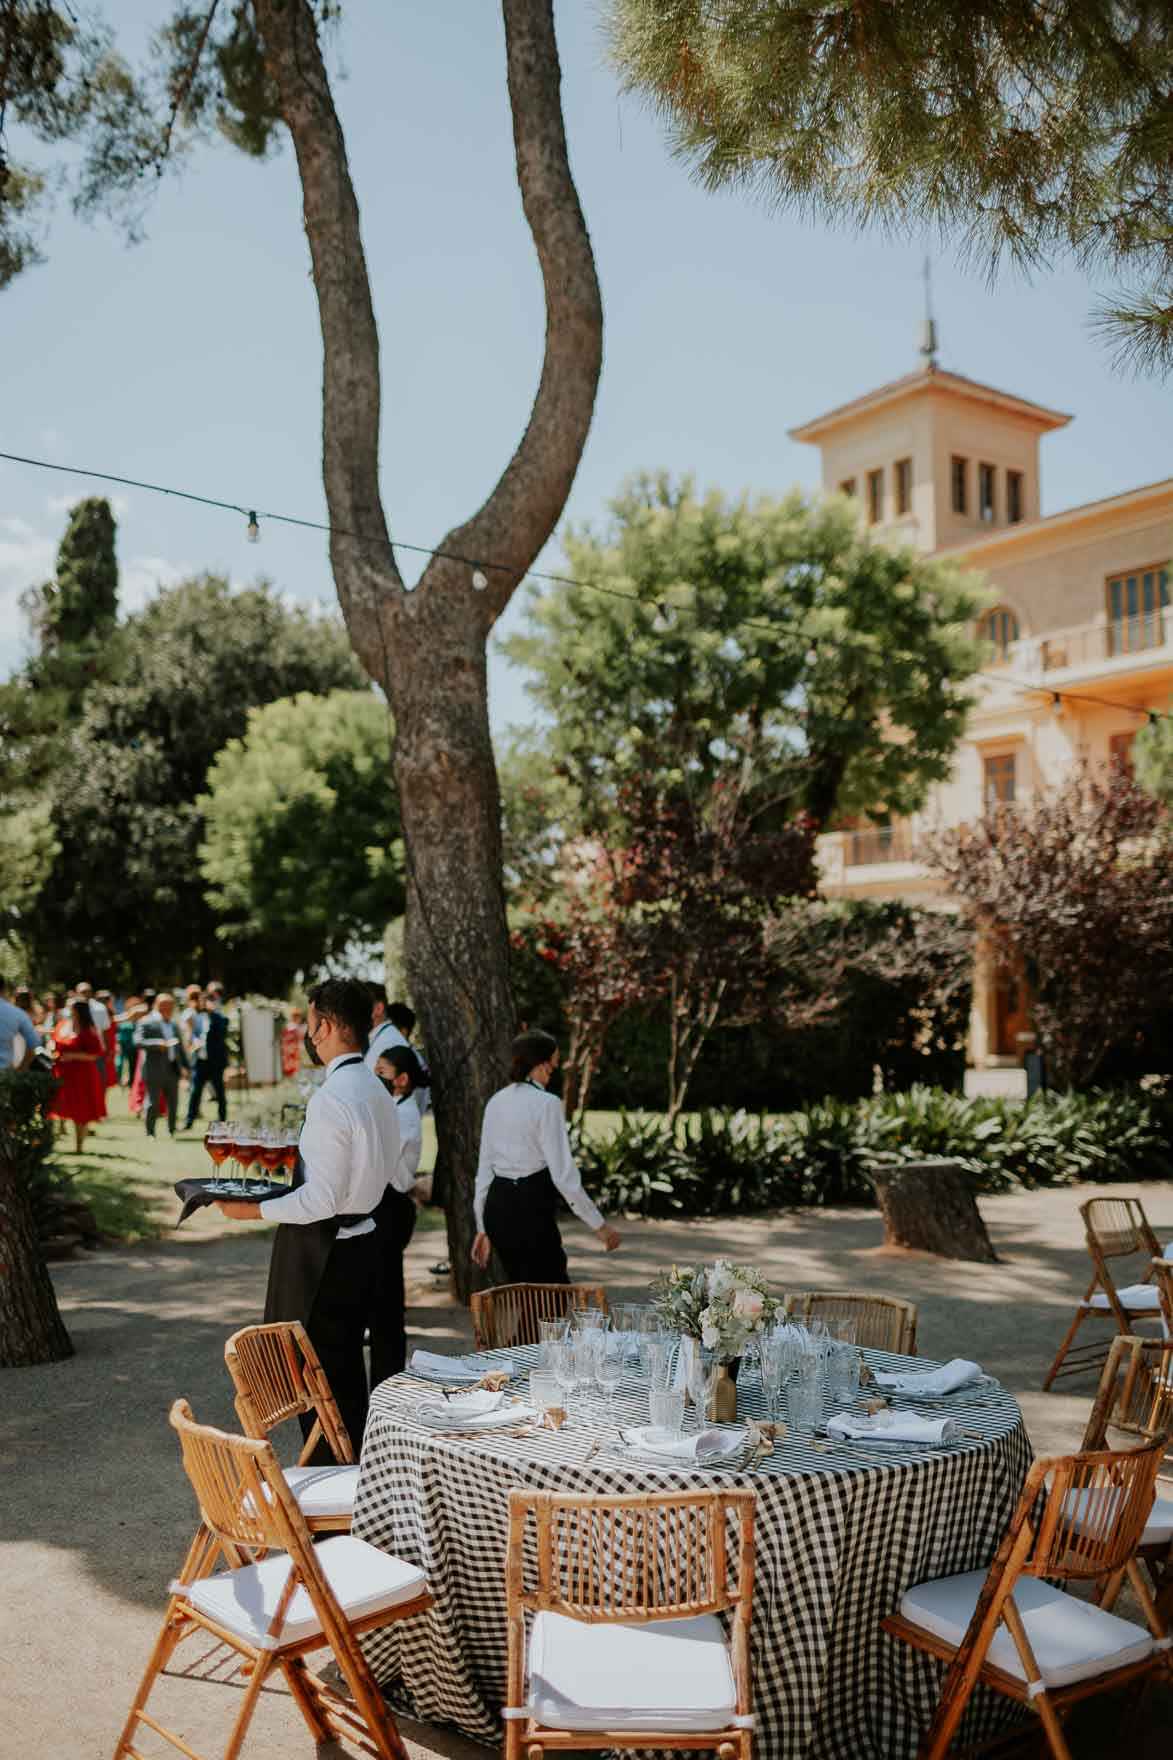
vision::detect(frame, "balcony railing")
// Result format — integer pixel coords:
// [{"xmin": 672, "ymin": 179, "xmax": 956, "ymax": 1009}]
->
[
  {"xmin": 991, "ymin": 614, "xmax": 1169, "ymax": 676},
  {"xmin": 846, "ymin": 826, "xmax": 915, "ymax": 865}
]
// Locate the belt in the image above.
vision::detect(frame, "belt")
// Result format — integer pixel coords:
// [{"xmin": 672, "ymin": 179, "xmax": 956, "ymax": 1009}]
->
[{"xmin": 336, "ymin": 1212, "xmax": 373, "ymax": 1229}]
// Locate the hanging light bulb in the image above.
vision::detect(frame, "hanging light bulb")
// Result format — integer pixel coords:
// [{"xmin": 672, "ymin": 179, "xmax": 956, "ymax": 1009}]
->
[
  {"xmin": 246, "ymin": 511, "xmax": 260, "ymax": 544},
  {"xmin": 471, "ymin": 568, "xmax": 489, "ymax": 591}
]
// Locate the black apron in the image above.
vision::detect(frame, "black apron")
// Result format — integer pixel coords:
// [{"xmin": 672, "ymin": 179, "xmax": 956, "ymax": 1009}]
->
[{"xmin": 262, "ymin": 1054, "xmax": 369, "ymax": 1326}]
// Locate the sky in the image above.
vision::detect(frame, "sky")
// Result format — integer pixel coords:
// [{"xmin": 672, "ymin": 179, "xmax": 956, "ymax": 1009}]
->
[{"xmin": 3, "ymin": 2, "xmax": 1172, "ymax": 735}]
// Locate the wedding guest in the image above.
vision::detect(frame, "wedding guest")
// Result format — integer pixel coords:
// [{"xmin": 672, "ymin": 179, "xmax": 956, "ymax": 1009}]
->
[
  {"xmin": 115, "ymin": 999, "xmax": 141, "ymax": 1086},
  {"xmin": 183, "ymin": 989, "xmax": 229, "ymax": 1129},
  {"xmin": 370, "ymin": 1043, "xmax": 425, "ymax": 1382},
  {"xmin": 215, "ymin": 978, "xmax": 401, "ymax": 1460},
  {"xmin": 95, "ymin": 989, "xmax": 118, "ymax": 1087},
  {"xmin": 471, "ymin": 1029, "xmax": 621, "ymax": 1283},
  {"xmin": 134, "ymin": 993, "xmax": 188, "ymax": 1137},
  {"xmin": 0, "ymin": 975, "xmax": 42, "ymax": 1071},
  {"xmin": 13, "ymin": 985, "xmax": 41, "ymax": 1026},
  {"xmin": 179, "ymin": 984, "xmax": 204, "ymax": 1056},
  {"xmin": 49, "ymin": 998, "xmax": 107, "ymax": 1152}
]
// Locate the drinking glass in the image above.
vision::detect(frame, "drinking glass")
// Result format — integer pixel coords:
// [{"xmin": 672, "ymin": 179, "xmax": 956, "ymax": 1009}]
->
[
  {"xmin": 572, "ymin": 1307, "xmax": 607, "ymax": 1336},
  {"xmin": 686, "ymin": 1344, "xmax": 717, "ymax": 1431},
  {"xmin": 760, "ymin": 1338, "xmax": 787, "ymax": 1424},
  {"xmin": 281, "ymin": 1130, "xmax": 300, "ymax": 1183},
  {"xmin": 232, "ymin": 1127, "xmax": 260, "ymax": 1194},
  {"xmin": 529, "ymin": 1370, "xmax": 562, "ymax": 1420},
  {"xmin": 538, "ymin": 1316, "xmax": 569, "ymax": 1368},
  {"xmin": 644, "ymin": 1337, "xmax": 672, "ymax": 1393},
  {"xmin": 827, "ymin": 1344, "xmax": 861, "ymax": 1410},
  {"xmin": 648, "ymin": 1387, "xmax": 685, "ymax": 1443},
  {"xmin": 786, "ymin": 1362, "xmax": 824, "ymax": 1435},
  {"xmin": 830, "ymin": 1317, "xmax": 858, "ymax": 1347},
  {"xmin": 637, "ymin": 1310, "xmax": 667, "ymax": 1382},
  {"xmin": 204, "ymin": 1121, "xmax": 231, "ymax": 1186},
  {"xmin": 572, "ymin": 1336, "xmax": 598, "ymax": 1414},
  {"xmin": 551, "ymin": 1341, "xmax": 581, "ymax": 1418},
  {"xmin": 595, "ymin": 1338, "xmax": 624, "ymax": 1420},
  {"xmin": 257, "ymin": 1126, "xmax": 284, "ymax": 1183}
]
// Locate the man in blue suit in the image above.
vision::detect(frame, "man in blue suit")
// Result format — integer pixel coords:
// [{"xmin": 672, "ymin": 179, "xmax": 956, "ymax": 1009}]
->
[{"xmin": 184, "ymin": 986, "xmax": 230, "ymax": 1129}]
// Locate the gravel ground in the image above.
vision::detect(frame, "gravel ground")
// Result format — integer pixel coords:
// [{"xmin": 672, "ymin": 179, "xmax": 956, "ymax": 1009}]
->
[{"xmin": 4, "ymin": 1182, "xmax": 1173, "ymax": 1759}]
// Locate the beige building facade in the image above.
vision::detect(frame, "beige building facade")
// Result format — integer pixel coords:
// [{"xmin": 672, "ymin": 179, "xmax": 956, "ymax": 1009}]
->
[{"xmin": 791, "ymin": 361, "xmax": 1173, "ymax": 1071}]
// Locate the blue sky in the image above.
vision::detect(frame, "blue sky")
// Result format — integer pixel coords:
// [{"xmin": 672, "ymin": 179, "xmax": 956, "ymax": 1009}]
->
[{"xmin": 3, "ymin": 2, "xmax": 1171, "ymax": 733}]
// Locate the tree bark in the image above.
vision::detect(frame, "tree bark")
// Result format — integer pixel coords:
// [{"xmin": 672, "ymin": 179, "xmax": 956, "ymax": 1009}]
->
[
  {"xmin": 868, "ymin": 1160, "xmax": 999, "ymax": 1263},
  {"xmin": 0, "ymin": 1153, "xmax": 73, "ymax": 1367},
  {"xmin": 252, "ymin": 0, "xmax": 603, "ymax": 1299}
]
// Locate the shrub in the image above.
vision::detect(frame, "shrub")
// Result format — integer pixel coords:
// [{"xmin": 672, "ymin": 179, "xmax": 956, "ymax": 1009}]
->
[
  {"xmin": 577, "ymin": 1085, "xmax": 1173, "ymax": 1218},
  {"xmin": 0, "ymin": 1065, "xmax": 76, "ymax": 1239}
]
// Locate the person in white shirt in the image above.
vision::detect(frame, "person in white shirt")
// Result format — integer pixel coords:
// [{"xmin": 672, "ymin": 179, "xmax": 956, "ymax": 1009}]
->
[
  {"xmin": 216, "ymin": 976, "xmax": 401, "ymax": 1458},
  {"xmin": 364, "ymin": 981, "xmax": 408, "ymax": 1072},
  {"xmin": 370, "ymin": 1043, "xmax": 425, "ymax": 1382},
  {"xmin": 472, "ymin": 1029, "xmax": 621, "ymax": 1283}
]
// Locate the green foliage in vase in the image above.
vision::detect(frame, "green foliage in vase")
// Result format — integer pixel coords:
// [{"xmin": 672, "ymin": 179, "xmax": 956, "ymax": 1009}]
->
[{"xmin": 199, "ymin": 689, "xmax": 405, "ymax": 977}]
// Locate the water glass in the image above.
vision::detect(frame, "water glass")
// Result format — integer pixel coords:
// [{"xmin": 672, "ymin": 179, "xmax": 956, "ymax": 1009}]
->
[
  {"xmin": 529, "ymin": 1370, "xmax": 562, "ymax": 1416},
  {"xmin": 643, "ymin": 1337, "xmax": 672, "ymax": 1392},
  {"xmin": 830, "ymin": 1317, "xmax": 858, "ymax": 1347},
  {"xmin": 595, "ymin": 1338, "xmax": 624, "ymax": 1418},
  {"xmin": 786, "ymin": 1367, "xmax": 824, "ymax": 1435},
  {"xmin": 686, "ymin": 1343, "xmax": 717, "ymax": 1430},
  {"xmin": 537, "ymin": 1316, "xmax": 569, "ymax": 1368},
  {"xmin": 760, "ymin": 1340, "xmax": 787, "ymax": 1423},
  {"xmin": 827, "ymin": 1344, "xmax": 861, "ymax": 1409},
  {"xmin": 572, "ymin": 1307, "xmax": 607, "ymax": 1334},
  {"xmin": 550, "ymin": 1341, "xmax": 580, "ymax": 1416},
  {"xmin": 648, "ymin": 1387, "xmax": 685, "ymax": 1443}
]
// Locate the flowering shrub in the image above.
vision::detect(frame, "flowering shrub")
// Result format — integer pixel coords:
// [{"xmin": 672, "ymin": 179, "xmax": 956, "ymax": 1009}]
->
[{"xmin": 652, "ymin": 1260, "xmax": 779, "ymax": 1360}]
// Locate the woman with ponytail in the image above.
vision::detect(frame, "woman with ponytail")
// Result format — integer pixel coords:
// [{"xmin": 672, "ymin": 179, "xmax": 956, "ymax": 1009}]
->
[{"xmin": 471, "ymin": 1029, "xmax": 621, "ymax": 1282}]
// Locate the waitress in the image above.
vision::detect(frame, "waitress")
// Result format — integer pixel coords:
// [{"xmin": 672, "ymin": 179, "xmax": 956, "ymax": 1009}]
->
[{"xmin": 471, "ymin": 1029, "xmax": 621, "ymax": 1282}]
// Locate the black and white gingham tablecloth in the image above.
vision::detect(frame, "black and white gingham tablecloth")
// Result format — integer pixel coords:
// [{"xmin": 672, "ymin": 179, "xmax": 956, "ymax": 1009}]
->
[{"xmin": 350, "ymin": 1345, "xmax": 1032, "ymax": 1759}]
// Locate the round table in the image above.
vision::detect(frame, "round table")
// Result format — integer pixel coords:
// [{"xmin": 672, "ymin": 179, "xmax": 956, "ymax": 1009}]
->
[{"xmin": 351, "ymin": 1346, "xmax": 1031, "ymax": 1760}]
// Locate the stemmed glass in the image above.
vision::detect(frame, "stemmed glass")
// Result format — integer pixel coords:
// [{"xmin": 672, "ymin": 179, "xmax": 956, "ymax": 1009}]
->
[
  {"xmin": 232, "ymin": 1126, "xmax": 260, "ymax": 1195},
  {"xmin": 551, "ymin": 1340, "xmax": 582, "ymax": 1420},
  {"xmin": 204, "ymin": 1121, "xmax": 231, "ymax": 1190},
  {"xmin": 257, "ymin": 1126, "xmax": 284, "ymax": 1186},
  {"xmin": 686, "ymin": 1344, "xmax": 717, "ymax": 1431},
  {"xmin": 595, "ymin": 1338, "xmax": 624, "ymax": 1423},
  {"xmin": 760, "ymin": 1334, "xmax": 787, "ymax": 1426},
  {"xmin": 280, "ymin": 1129, "xmax": 300, "ymax": 1185}
]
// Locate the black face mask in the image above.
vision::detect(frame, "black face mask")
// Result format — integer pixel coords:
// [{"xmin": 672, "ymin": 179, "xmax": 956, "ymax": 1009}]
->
[
  {"xmin": 545, "ymin": 1066, "xmax": 563, "ymax": 1100},
  {"xmin": 304, "ymin": 1027, "xmax": 324, "ymax": 1067}
]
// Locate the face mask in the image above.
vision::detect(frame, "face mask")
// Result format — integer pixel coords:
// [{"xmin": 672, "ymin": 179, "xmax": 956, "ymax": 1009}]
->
[
  {"xmin": 304, "ymin": 1024, "xmax": 324, "ymax": 1067},
  {"xmin": 545, "ymin": 1065, "xmax": 563, "ymax": 1100}
]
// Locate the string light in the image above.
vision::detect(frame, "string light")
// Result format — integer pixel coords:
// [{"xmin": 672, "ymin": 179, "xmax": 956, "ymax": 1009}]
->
[{"xmin": 0, "ymin": 444, "xmax": 1170, "ymax": 731}]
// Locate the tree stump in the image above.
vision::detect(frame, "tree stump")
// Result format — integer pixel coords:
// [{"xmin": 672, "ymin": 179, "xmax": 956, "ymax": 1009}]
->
[{"xmin": 868, "ymin": 1160, "xmax": 999, "ymax": 1263}]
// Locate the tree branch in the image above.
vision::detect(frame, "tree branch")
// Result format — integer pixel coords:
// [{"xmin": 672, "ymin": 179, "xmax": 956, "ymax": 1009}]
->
[{"xmin": 442, "ymin": 0, "xmax": 604, "ymax": 625}]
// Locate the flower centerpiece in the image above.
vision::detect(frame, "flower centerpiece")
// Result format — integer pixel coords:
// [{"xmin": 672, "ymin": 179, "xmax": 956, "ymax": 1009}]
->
[{"xmin": 653, "ymin": 1260, "xmax": 778, "ymax": 1420}]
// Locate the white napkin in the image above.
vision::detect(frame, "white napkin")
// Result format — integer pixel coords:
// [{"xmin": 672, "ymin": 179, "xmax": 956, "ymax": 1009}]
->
[
  {"xmin": 621, "ymin": 1426, "xmax": 747, "ymax": 1464},
  {"xmin": 414, "ymin": 1391, "xmax": 538, "ymax": 1432},
  {"xmin": 872, "ymin": 1358, "xmax": 983, "ymax": 1396},
  {"xmin": 409, "ymin": 1349, "xmax": 516, "ymax": 1384},
  {"xmin": 827, "ymin": 1410, "xmax": 958, "ymax": 1446}
]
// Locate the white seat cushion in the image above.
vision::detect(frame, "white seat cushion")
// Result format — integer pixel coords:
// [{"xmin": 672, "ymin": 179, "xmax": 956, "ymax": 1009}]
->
[
  {"xmin": 1062, "ymin": 1486, "xmax": 1173, "ymax": 1549},
  {"xmin": 1088, "ymin": 1284, "xmax": 1162, "ymax": 1312},
  {"xmin": 900, "ymin": 1571, "xmax": 1152, "ymax": 1690},
  {"xmin": 284, "ymin": 1464, "xmax": 359, "ymax": 1520},
  {"xmin": 182, "ymin": 1535, "xmax": 426, "ymax": 1649},
  {"xmin": 528, "ymin": 1610, "xmax": 737, "ymax": 1732}
]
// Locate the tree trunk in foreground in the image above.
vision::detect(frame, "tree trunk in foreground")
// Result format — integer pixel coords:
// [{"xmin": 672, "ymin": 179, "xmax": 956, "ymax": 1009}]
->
[
  {"xmin": 869, "ymin": 1160, "xmax": 999, "ymax": 1263},
  {"xmin": 254, "ymin": 0, "xmax": 603, "ymax": 1299},
  {"xmin": 0, "ymin": 1154, "xmax": 73, "ymax": 1366}
]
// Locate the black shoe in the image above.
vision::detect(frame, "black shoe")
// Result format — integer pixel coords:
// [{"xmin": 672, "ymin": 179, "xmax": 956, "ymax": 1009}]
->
[{"xmin": 429, "ymin": 1261, "xmax": 451, "ymax": 1277}]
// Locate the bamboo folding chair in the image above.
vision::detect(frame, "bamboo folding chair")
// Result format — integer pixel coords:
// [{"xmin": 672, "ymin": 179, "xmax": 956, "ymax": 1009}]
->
[
  {"xmin": 224, "ymin": 1321, "xmax": 357, "ymax": 1532},
  {"xmin": 786, "ymin": 1292, "xmax": 918, "ymax": 1356},
  {"xmin": 113, "ymin": 1400, "xmax": 432, "ymax": 1760},
  {"xmin": 1081, "ymin": 1332, "xmax": 1173, "ymax": 1616},
  {"xmin": 1042, "ymin": 1197, "xmax": 1164, "ymax": 1390},
  {"xmin": 882, "ymin": 1438, "xmax": 1173, "ymax": 1759},
  {"xmin": 504, "ymin": 1486, "xmax": 756, "ymax": 1760},
  {"xmin": 470, "ymin": 1281, "xmax": 609, "ymax": 1351}
]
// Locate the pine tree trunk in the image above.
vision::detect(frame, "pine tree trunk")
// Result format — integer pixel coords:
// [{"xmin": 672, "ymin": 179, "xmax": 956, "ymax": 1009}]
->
[
  {"xmin": 869, "ymin": 1160, "xmax": 999, "ymax": 1263},
  {"xmin": 0, "ymin": 1153, "xmax": 73, "ymax": 1367}
]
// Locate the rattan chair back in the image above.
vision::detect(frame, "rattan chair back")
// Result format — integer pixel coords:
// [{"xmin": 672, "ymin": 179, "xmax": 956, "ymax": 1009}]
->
[
  {"xmin": 1082, "ymin": 1333, "xmax": 1173, "ymax": 1455},
  {"xmin": 788, "ymin": 1291, "xmax": 918, "ymax": 1356},
  {"xmin": 225, "ymin": 1319, "xmax": 354, "ymax": 1465},
  {"xmin": 470, "ymin": 1281, "xmax": 609, "ymax": 1351}
]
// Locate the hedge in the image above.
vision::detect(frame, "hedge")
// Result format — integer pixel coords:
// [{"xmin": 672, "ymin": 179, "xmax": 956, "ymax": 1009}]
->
[{"xmin": 574, "ymin": 1084, "xmax": 1173, "ymax": 1219}]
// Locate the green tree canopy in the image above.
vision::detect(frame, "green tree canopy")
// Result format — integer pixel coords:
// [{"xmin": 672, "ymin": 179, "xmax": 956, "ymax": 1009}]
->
[
  {"xmin": 500, "ymin": 473, "xmax": 986, "ymax": 835},
  {"xmin": 199, "ymin": 689, "xmax": 404, "ymax": 978},
  {"xmin": 20, "ymin": 575, "xmax": 364, "ymax": 987},
  {"xmin": 1133, "ymin": 711, "xmax": 1173, "ymax": 805},
  {"xmin": 607, "ymin": 0, "xmax": 1173, "ymax": 374}
]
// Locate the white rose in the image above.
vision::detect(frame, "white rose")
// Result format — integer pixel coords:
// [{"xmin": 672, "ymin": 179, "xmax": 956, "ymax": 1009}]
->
[{"xmin": 701, "ymin": 1321, "xmax": 721, "ymax": 1350}]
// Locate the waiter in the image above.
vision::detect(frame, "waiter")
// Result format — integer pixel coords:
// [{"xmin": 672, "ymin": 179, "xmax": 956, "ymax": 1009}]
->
[
  {"xmin": 370, "ymin": 1043, "xmax": 424, "ymax": 1383},
  {"xmin": 216, "ymin": 977, "xmax": 400, "ymax": 1459},
  {"xmin": 471, "ymin": 1028, "xmax": 621, "ymax": 1283}
]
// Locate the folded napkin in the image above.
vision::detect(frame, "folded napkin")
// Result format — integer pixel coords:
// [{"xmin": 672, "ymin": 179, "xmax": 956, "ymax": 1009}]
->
[
  {"xmin": 409, "ymin": 1349, "xmax": 516, "ymax": 1385},
  {"xmin": 414, "ymin": 1391, "xmax": 538, "ymax": 1432},
  {"xmin": 872, "ymin": 1358, "xmax": 983, "ymax": 1397},
  {"xmin": 621, "ymin": 1426, "xmax": 747, "ymax": 1464},
  {"xmin": 827, "ymin": 1410, "xmax": 958, "ymax": 1446}
]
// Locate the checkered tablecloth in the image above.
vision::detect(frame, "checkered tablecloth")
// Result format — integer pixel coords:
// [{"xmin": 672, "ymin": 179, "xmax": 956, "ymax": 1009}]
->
[{"xmin": 351, "ymin": 1345, "xmax": 1032, "ymax": 1759}]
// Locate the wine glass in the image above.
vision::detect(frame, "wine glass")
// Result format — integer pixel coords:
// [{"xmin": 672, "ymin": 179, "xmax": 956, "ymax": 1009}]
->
[
  {"xmin": 686, "ymin": 1345, "xmax": 717, "ymax": 1431},
  {"xmin": 595, "ymin": 1338, "xmax": 624, "ymax": 1422},
  {"xmin": 551, "ymin": 1341, "xmax": 581, "ymax": 1419},
  {"xmin": 281, "ymin": 1129, "xmax": 300, "ymax": 1184},
  {"xmin": 760, "ymin": 1335, "xmax": 787, "ymax": 1425},
  {"xmin": 204, "ymin": 1121, "xmax": 231, "ymax": 1189},
  {"xmin": 232, "ymin": 1126, "xmax": 260, "ymax": 1195}
]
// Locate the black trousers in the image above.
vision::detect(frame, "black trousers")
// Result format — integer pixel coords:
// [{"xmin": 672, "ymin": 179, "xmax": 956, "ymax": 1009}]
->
[
  {"xmin": 301, "ymin": 1231, "xmax": 378, "ymax": 1463},
  {"xmin": 370, "ymin": 1189, "xmax": 417, "ymax": 1388},
  {"xmin": 483, "ymin": 1169, "xmax": 569, "ymax": 1286},
  {"xmin": 144, "ymin": 1067, "xmax": 179, "ymax": 1136},
  {"xmin": 185, "ymin": 1062, "xmax": 227, "ymax": 1127}
]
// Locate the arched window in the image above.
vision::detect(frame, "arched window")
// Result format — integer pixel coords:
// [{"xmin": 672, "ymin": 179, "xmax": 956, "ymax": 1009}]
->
[{"xmin": 977, "ymin": 606, "xmax": 1020, "ymax": 660}]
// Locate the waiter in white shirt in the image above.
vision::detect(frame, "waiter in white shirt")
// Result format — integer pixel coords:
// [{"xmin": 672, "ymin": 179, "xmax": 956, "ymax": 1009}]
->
[
  {"xmin": 364, "ymin": 982, "xmax": 408, "ymax": 1071},
  {"xmin": 471, "ymin": 1029, "xmax": 621, "ymax": 1283},
  {"xmin": 216, "ymin": 977, "xmax": 401, "ymax": 1458},
  {"xmin": 370, "ymin": 1043, "xmax": 424, "ymax": 1383}
]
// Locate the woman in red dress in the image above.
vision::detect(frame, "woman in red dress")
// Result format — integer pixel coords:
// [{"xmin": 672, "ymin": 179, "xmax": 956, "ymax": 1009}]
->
[{"xmin": 50, "ymin": 1000, "xmax": 107, "ymax": 1152}]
